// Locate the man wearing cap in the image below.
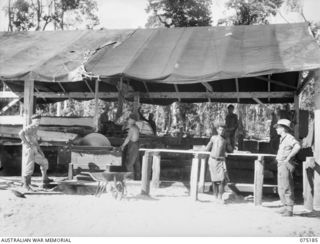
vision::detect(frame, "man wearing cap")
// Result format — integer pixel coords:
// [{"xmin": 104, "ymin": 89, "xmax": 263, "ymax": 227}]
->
[
  {"xmin": 121, "ymin": 113, "xmax": 140, "ymax": 179},
  {"xmin": 274, "ymin": 119, "xmax": 301, "ymax": 216},
  {"xmin": 98, "ymin": 106, "xmax": 110, "ymax": 134},
  {"xmin": 19, "ymin": 114, "xmax": 52, "ymax": 191}
]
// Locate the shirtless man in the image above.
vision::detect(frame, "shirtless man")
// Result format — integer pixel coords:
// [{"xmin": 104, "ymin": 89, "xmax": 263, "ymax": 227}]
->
[
  {"xmin": 121, "ymin": 113, "xmax": 140, "ymax": 179},
  {"xmin": 19, "ymin": 114, "xmax": 52, "ymax": 190}
]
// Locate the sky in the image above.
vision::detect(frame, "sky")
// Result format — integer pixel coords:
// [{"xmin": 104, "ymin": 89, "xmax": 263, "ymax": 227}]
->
[{"xmin": 0, "ymin": 0, "xmax": 320, "ymax": 31}]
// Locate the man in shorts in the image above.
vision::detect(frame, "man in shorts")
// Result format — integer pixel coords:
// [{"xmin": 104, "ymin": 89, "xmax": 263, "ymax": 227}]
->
[{"xmin": 19, "ymin": 114, "xmax": 52, "ymax": 190}]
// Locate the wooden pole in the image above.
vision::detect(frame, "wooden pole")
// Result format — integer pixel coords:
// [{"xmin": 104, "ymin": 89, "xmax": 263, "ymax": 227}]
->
[
  {"xmin": 294, "ymin": 94, "xmax": 300, "ymax": 139},
  {"xmin": 133, "ymin": 94, "xmax": 140, "ymax": 115},
  {"xmin": 141, "ymin": 151, "xmax": 152, "ymax": 195},
  {"xmin": 198, "ymin": 156, "xmax": 206, "ymax": 193},
  {"xmin": 93, "ymin": 79, "xmax": 100, "ymax": 131},
  {"xmin": 303, "ymin": 157, "xmax": 314, "ymax": 211},
  {"xmin": 254, "ymin": 156, "xmax": 264, "ymax": 206},
  {"xmin": 190, "ymin": 153, "xmax": 200, "ymax": 201},
  {"xmin": 314, "ymin": 69, "xmax": 320, "ymax": 211},
  {"xmin": 21, "ymin": 79, "xmax": 34, "ymax": 176},
  {"xmin": 151, "ymin": 152, "xmax": 161, "ymax": 188}
]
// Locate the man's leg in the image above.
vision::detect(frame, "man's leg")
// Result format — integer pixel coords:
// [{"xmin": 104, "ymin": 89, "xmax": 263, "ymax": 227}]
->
[
  {"xmin": 283, "ymin": 163, "xmax": 295, "ymax": 215},
  {"xmin": 35, "ymin": 153, "xmax": 50, "ymax": 187},
  {"xmin": 218, "ymin": 181, "xmax": 225, "ymax": 199},
  {"xmin": 22, "ymin": 148, "xmax": 35, "ymax": 191},
  {"xmin": 277, "ymin": 163, "xmax": 294, "ymax": 216},
  {"xmin": 212, "ymin": 182, "xmax": 218, "ymax": 199},
  {"xmin": 126, "ymin": 142, "xmax": 139, "ymax": 179}
]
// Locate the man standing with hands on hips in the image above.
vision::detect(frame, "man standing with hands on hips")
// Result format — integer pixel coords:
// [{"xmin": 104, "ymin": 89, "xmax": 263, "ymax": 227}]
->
[
  {"xmin": 274, "ymin": 119, "xmax": 301, "ymax": 217},
  {"xmin": 19, "ymin": 114, "xmax": 52, "ymax": 191}
]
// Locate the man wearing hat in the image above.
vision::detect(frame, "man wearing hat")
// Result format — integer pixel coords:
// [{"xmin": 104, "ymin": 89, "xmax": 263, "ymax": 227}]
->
[
  {"xmin": 274, "ymin": 119, "xmax": 301, "ymax": 216},
  {"xmin": 19, "ymin": 114, "xmax": 52, "ymax": 191},
  {"xmin": 121, "ymin": 113, "xmax": 140, "ymax": 179}
]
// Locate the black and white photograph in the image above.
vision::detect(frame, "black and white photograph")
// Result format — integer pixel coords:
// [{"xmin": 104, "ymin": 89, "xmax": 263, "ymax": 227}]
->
[{"xmin": 0, "ymin": 0, "xmax": 320, "ymax": 240}]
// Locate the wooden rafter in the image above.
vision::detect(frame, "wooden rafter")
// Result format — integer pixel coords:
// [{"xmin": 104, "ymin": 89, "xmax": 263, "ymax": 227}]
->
[
  {"xmin": 267, "ymin": 75, "xmax": 271, "ymax": 103},
  {"xmin": 0, "ymin": 91, "xmax": 294, "ymax": 100},
  {"xmin": 143, "ymin": 81, "xmax": 150, "ymax": 94},
  {"xmin": 201, "ymin": 82, "xmax": 213, "ymax": 102},
  {"xmin": 174, "ymin": 84, "xmax": 181, "ymax": 102},
  {"xmin": 256, "ymin": 76, "xmax": 296, "ymax": 90},
  {"xmin": 58, "ymin": 82, "xmax": 66, "ymax": 93},
  {"xmin": 0, "ymin": 98, "xmax": 20, "ymax": 115},
  {"xmin": 84, "ymin": 80, "xmax": 94, "ymax": 95}
]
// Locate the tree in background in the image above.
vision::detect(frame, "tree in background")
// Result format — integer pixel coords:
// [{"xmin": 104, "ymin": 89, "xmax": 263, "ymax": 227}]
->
[
  {"xmin": 145, "ymin": 0, "xmax": 212, "ymax": 28},
  {"xmin": 4, "ymin": 0, "xmax": 99, "ymax": 31},
  {"xmin": 219, "ymin": 0, "xmax": 283, "ymax": 25}
]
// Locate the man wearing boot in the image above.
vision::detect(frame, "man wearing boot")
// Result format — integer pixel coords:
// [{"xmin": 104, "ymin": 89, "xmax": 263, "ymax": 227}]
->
[
  {"xmin": 205, "ymin": 123, "xmax": 233, "ymax": 203},
  {"xmin": 274, "ymin": 119, "xmax": 301, "ymax": 217},
  {"xmin": 19, "ymin": 114, "xmax": 52, "ymax": 191}
]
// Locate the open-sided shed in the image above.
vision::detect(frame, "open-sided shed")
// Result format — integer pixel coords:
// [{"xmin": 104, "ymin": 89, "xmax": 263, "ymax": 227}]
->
[{"xmin": 1, "ymin": 22, "xmax": 320, "ymax": 207}]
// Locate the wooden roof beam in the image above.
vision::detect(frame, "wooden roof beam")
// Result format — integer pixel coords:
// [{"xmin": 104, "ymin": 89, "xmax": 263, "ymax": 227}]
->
[
  {"xmin": 58, "ymin": 82, "xmax": 66, "ymax": 93},
  {"xmin": 174, "ymin": 84, "xmax": 181, "ymax": 102},
  {"xmin": 1, "ymin": 91, "xmax": 294, "ymax": 99},
  {"xmin": 256, "ymin": 76, "xmax": 296, "ymax": 90},
  {"xmin": 84, "ymin": 80, "xmax": 94, "ymax": 96},
  {"xmin": 201, "ymin": 82, "xmax": 213, "ymax": 102}
]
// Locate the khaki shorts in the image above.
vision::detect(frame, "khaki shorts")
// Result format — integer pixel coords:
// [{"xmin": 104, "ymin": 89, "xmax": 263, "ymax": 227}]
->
[{"xmin": 22, "ymin": 146, "xmax": 49, "ymax": 177}]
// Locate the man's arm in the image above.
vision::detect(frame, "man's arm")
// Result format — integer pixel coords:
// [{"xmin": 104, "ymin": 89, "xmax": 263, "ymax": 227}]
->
[
  {"xmin": 205, "ymin": 137, "xmax": 213, "ymax": 151},
  {"xmin": 18, "ymin": 129, "xmax": 31, "ymax": 147},
  {"xmin": 121, "ymin": 128, "xmax": 132, "ymax": 150},
  {"xmin": 285, "ymin": 143, "xmax": 301, "ymax": 162}
]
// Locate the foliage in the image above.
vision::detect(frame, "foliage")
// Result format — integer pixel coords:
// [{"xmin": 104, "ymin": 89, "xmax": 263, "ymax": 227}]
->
[
  {"xmin": 4, "ymin": 0, "xmax": 99, "ymax": 31},
  {"xmin": 145, "ymin": 0, "xmax": 212, "ymax": 28},
  {"xmin": 220, "ymin": 0, "xmax": 284, "ymax": 25}
]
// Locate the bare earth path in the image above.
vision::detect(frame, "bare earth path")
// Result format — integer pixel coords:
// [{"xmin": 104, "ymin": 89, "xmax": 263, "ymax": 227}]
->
[{"xmin": 0, "ymin": 180, "xmax": 319, "ymax": 237}]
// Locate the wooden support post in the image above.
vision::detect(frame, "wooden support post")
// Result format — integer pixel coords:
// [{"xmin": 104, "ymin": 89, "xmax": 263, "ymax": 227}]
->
[
  {"xmin": 294, "ymin": 94, "xmax": 300, "ymax": 139},
  {"xmin": 115, "ymin": 77, "xmax": 124, "ymax": 121},
  {"xmin": 141, "ymin": 151, "xmax": 152, "ymax": 195},
  {"xmin": 133, "ymin": 94, "xmax": 140, "ymax": 115},
  {"xmin": 21, "ymin": 79, "xmax": 34, "ymax": 176},
  {"xmin": 190, "ymin": 153, "xmax": 200, "ymax": 201},
  {"xmin": 303, "ymin": 158, "xmax": 314, "ymax": 211},
  {"xmin": 56, "ymin": 102, "xmax": 62, "ymax": 116},
  {"xmin": 254, "ymin": 156, "xmax": 264, "ymax": 206},
  {"xmin": 93, "ymin": 79, "xmax": 100, "ymax": 131},
  {"xmin": 198, "ymin": 156, "xmax": 207, "ymax": 193},
  {"xmin": 68, "ymin": 164, "xmax": 73, "ymax": 180},
  {"xmin": 314, "ymin": 69, "xmax": 320, "ymax": 211},
  {"xmin": 151, "ymin": 152, "xmax": 161, "ymax": 188}
]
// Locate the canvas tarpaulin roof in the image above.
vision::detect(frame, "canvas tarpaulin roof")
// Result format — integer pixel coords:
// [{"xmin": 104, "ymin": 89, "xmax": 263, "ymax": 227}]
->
[
  {"xmin": 0, "ymin": 29, "xmax": 133, "ymax": 82},
  {"xmin": 84, "ymin": 23, "xmax": 320, "ymax": 104},
  {"xmin": 1, "ymin": 23, "xmax": 320, "ymax": 104},
  {"xmin": 85, "ymin": 23, "xmax": 320, "ymax": 82}
]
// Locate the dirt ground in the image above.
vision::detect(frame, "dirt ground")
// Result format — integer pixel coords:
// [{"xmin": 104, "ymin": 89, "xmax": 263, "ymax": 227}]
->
[{"xmin": 0, "ymin": 178, "xmax": 319, "ymax": 237}]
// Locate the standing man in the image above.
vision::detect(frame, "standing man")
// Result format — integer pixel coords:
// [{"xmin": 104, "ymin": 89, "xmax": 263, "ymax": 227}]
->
[
  {"xmin": 121, "ymin": 113, "xmax": 140, "ymax": 180},
  {"xmin": 19, "ymin": 114, "xmax": 52, "ymax": 191},
  {"xmin": 98, "ymin": 105, "xmax": 109, "ymax": 134},
  {"xmin": 274, "ymin": 119, "xmax": 301, "ymax": 217},
  {"xmin": 225, "ymin": 104, "xmax": 238, "ymax": 150},
  {"xmin": 205, "ymin": 123, "xmax": 233, "ymax": 203}
]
